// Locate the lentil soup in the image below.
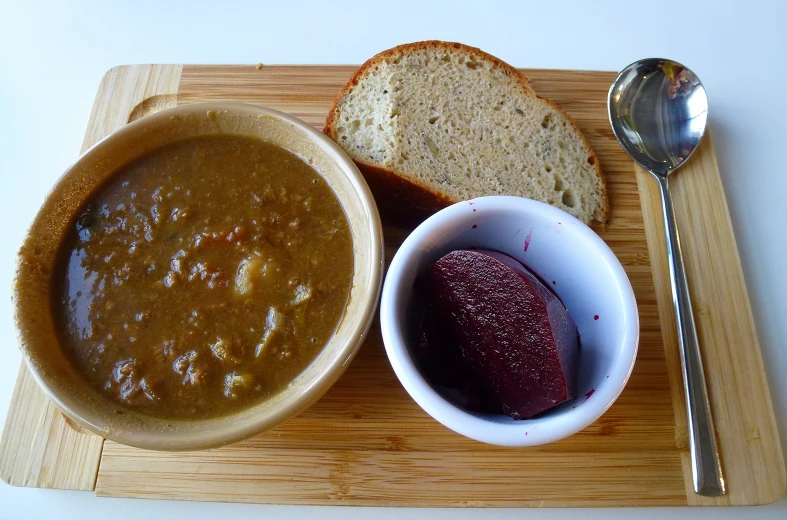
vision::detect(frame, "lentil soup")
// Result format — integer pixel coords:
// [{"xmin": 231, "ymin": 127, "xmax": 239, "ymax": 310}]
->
[{"xmin": 54, "ymin": 134, "xmax": 354, "ymax": 420}]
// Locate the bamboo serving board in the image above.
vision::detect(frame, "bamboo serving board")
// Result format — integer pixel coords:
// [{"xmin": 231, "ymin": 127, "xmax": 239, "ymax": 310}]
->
[{"xmin": 1, "ymin": 64, "xmax": 784, "ymax": 507}]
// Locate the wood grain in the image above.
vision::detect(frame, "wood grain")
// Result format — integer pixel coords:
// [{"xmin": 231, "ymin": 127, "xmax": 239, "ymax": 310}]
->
[
  {"xmin": 0, "ymin": 64, "xmax": 182, "ymax": 490},
  {"xmin": 1, "ymin": 64, "xmax": 783, "ymax": 506},
  {"xmin": 0, "ymin": 365, "xmax": 103, "ymax": 489},
  {"xmin": 97, "ymin": 445, "xmax": 684, "ymax": 507},
  {"xmin": 636, "ymin": 138, "xmax": 787, "ymax": 505}
]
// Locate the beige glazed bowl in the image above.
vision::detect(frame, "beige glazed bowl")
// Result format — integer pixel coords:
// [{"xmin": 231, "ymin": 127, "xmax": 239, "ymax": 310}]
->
[{"xmin": 13, "ymin": 102, "xmax": 384, "ymax": 450}]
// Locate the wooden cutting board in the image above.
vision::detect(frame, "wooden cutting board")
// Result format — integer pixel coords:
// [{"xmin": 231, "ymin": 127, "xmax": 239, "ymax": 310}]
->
[{"xmin": 1, "ymin": 64, "xmax": 784, "ymax": 507}]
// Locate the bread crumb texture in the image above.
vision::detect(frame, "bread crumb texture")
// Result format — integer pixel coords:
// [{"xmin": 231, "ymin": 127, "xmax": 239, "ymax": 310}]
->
[{"xmin": 328, "ymin": 41, "xmax": 607, "ymax": 223}]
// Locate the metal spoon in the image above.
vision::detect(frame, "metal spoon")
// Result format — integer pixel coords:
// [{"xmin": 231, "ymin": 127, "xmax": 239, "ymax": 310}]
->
[{"xmin": 608, "ymin": 58, "xmax": 725, "ymax": 497}]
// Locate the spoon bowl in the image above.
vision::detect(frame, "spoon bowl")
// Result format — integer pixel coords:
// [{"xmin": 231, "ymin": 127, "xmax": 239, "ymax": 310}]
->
[{"xmin": 609, "ymin": 58, "xmax": 708, "ymax": 177}]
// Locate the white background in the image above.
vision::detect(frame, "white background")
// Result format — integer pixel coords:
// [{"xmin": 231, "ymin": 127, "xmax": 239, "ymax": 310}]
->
[{"xmin": 1, "ymin": 1, "xmax": 785, "ymax": 518}]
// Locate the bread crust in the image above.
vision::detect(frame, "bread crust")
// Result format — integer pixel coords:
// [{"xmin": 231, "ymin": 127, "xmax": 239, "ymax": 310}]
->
[
  {"xmin": 324, "ymin": 40, "xmax": 608, "ymax": 224},
  {"xmin": 355, "ymin": 162, "xmax": 455, "ymax": 225}
]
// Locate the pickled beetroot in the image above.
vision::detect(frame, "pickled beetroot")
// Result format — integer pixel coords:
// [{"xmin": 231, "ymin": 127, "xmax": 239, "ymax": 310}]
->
[{"xmin": 417, "ymin": 250, "xmax": 579, "ymax": 419}]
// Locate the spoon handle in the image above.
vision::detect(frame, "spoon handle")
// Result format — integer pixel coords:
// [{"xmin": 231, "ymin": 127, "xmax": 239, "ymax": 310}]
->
[{"xmin": 657, "ymin": 174, "xmax": 726, "ymax": 496}]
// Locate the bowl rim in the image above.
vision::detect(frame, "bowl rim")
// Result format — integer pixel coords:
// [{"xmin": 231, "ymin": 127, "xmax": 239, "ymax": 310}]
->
[
  {"xmin": 14, "ymin": 101, "xmax": 385, "ymax": 450},
  {"xmin": 379, "ymin": 195, "xmax": 639, "ymax": 446}
]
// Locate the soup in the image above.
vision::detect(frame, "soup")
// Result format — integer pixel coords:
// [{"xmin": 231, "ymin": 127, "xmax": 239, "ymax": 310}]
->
[{"xmin": 53, "ymin": 134, "xmax": 354, "ymax": 420}]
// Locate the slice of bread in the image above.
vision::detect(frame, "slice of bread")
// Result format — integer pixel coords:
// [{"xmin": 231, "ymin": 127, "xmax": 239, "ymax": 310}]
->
[{"xmin": 324, "ymin": 41, "xmax": 607, "ymax": 224}]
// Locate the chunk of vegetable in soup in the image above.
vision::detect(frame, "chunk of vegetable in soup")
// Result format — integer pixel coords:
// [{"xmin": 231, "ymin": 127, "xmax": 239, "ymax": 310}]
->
[{"xmin": 54, "ymin": 135, "xmax": 354, "ymax": 420}]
